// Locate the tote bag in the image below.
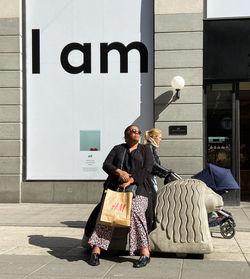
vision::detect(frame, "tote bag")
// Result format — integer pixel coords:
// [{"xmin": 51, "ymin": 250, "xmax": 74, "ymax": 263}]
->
[{"xmin": 99, "ymin": 189, "xmax": 133, "ymax": 227}]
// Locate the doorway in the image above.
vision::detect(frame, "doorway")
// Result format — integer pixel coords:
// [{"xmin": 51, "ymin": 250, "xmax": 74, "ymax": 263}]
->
[
  {"xmin": 206, "ymin": 83, "xmax": 233, "ymax": 171},
  {"xmin": 239, "ymin": 82, "xmax": 250, "ymax": 200},
  {"xmin": 206, "ymin": 82, "xmax": 250, "ymax": 202}
]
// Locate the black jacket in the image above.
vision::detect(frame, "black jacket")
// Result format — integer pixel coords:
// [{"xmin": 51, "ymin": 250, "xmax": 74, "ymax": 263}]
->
[
  {"xmin": 84, "ymin": 143, "xmax": 157, "ymax": 237},
  {"xmin": 103, "ymin": 143, "xmax": 153, "ymax": 197},
  {"xmin": 148, "ymin": 143, "xmax": 170, "ymax": 178}
]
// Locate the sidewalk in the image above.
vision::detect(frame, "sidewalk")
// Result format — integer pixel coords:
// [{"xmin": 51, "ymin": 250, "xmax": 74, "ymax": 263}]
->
[{"xmin": 0, "ymin": 203, "xmax": 249, "ymax": 279}]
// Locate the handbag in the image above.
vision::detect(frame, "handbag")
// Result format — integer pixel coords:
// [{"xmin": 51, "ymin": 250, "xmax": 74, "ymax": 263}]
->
[
  {"xmin": 117, "ymin": 184, "xmax": 137, "ymax": 198},
  {"xmin": 98, "ymin": 189, "xmax": 133, "ymax": 227}
]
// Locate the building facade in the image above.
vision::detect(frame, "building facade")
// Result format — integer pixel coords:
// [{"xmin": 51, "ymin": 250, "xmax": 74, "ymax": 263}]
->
[{"xmin": 0, "ymin": 0, "xmax": 248, "ymax": 205}]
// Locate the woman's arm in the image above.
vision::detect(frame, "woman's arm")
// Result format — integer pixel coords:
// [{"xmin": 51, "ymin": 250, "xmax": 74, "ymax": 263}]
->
[
  {"xmin": 152, "ymin": 159, "xmax": 170, "ymax": 178},
  {"xmin": 102, "ymin": 146, "xmax": 118, "ymax": 175},
  {"xmin": 103, "ymin": 145, "xmax": 130, "ymax": 182},
  {"xmin": 148, "ymin": 144, "xmax": 170, "ymax": 178}
]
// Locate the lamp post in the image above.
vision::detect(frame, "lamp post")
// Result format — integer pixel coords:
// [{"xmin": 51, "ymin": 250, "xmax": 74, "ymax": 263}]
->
[{"xmin": 171, "ymin": 76, "xmax": 185, "ymax": 99}]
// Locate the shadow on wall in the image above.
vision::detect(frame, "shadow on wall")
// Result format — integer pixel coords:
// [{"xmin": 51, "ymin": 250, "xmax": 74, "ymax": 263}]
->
[
  {"xmin": 154, "ymin": 90, "xmax": 179, "ymax": 121},
  {"xmin": 132, "ymin": 0, "xmax": 154, "ymax": 131},
  {"xmin": 133, "ymin": 1, "xmax": 180, "ymax": 128}
]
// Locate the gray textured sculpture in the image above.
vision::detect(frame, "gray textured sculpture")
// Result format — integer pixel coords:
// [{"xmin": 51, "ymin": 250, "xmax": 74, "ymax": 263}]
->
[
  {"xmin": 82, "ymin": 178, "xmax": 224, "ymax": 254},
  {"xmin": 149, "ymin": 178, "xmax": 223, "ymax": 254}
]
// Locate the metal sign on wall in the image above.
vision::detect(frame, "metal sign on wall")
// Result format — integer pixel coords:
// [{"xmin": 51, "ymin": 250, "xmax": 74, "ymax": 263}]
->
[{"xmin": 25, "ymin": 0, "xmax": 153, "ymax": 180}]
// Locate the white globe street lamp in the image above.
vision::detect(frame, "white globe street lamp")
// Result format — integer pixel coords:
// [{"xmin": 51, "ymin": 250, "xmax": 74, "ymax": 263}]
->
[{"xmin": 171, "ymin": 76, "xmax": 185, "ymax": 99}]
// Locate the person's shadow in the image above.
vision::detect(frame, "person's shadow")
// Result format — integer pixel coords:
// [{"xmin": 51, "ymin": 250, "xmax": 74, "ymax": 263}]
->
[
  {"xmin": 61, "ymin": 221, "xmax": 86, "ymax": 228},
  {"xmin": 28, "ymin": 234, "xmax": 87, "ymax": 262},
  {"xmin": 28, "ymin": 234, "xmax": 135, "ymax": 264},
  {"xmin": 28, "ymin": 220, "xmax": 88, "ymax": 261}
]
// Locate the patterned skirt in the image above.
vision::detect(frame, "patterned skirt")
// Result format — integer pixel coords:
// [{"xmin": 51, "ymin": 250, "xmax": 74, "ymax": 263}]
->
[{"xmin": 88, "ymin": 195, "xmax": 149, "ymax": 256}]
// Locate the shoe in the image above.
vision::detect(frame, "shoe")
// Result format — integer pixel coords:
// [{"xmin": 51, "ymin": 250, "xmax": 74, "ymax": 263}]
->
[
  {"xmin": 89, "ymin": 253, "xmax": 100, "ymax": 266},
  {"xmin": 133, "ymin": 255, "xmax": 150, "ymax": 268}
]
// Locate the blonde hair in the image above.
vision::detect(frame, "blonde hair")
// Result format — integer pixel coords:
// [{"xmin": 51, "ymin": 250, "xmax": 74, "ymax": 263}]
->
[{"xmin": 142, "ymin": 128, "xmax": 162, "ymax": 144}]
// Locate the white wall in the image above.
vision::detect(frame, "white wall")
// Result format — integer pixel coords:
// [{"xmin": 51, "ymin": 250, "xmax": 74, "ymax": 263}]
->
[{"xmin": 207, "ymin": 0, "xmax": 250, "ymax": 18}]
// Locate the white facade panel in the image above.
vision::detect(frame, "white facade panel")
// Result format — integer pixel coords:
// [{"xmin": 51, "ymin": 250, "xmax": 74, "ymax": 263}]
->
[
  {"xmin": 207, "ymin": 0, "xmax": 250, "ymax": 18},
  {"xmin": 25, "ymin": 0, "xmax": 153, "ymax": 180}
]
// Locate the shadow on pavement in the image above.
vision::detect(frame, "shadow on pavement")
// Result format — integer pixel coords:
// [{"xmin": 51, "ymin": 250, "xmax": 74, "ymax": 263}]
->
[
  {"xmin": 27, "ymin": 235, "xmax": 135, "ymax": 265},
  {"xmin": 99, "ymin": 251, "xmax": 135, "ymax": 264},
  {"xmin": 61, "ymin": 220, "xmax": 86, "ymax": 228},
  {"xmin": 28, "ymin": 234, "xmax": 86, "ymax": 262},
  {"xmin": 151, "ymin": 251, "xmax": 204, "ymax": 260},
  {"xmin": 28, "ymin": 234, "xmax": 204, "ymax": 265}
]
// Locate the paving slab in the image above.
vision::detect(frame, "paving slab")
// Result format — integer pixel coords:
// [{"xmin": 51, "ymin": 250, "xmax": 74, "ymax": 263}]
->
[
  {"xmin": 32, "ymin": 257, "xmax": 115, "ymax": 278},
  {"xmin": 210, "ymin": 233, "xmax": 241, "ymax": 253},
  {"xmin": 28, "ymin": 276, "xmax": 88, "ymax": 279},
  {"xmin": 105, "ymin": 257, "xmax": 182, "ymax": 278},
  {"xmin": 0, "ymin": 275, "xmax": 24, "ymax": 279},
  {"xmin": 235, "ymin": 232, "xmax": 250, "ymax": 254},
  {"xmin": 0, "ymin": 204, "xmax": 95, "ymax": 228},
  {"xmin": 245, "ymin": 253, "xmax": 250, "ymax": 264},
  {"xmin": 0, "ymin": 255, "xmax": 52, "ymax": 264},
  {"xmin": 0, "ymin": 260, "xmax": 47, "ymax": 276},
  {"xmin": 182, "ymin": 260, "xmax": 250, "ymax": 279},
  {"xmin": 204, "ymin": 251, "xmax": 246, "ymax": 262},
  {"xmin": 4, "ymin": 247, "xmax": 72, "ymax": 257},
  {"xmin": 226, "ymin": 208, "xmax": 250, "ymax": 231}
]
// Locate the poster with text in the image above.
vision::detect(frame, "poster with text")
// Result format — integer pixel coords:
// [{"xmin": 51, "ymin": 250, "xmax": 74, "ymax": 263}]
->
[{"xmin": 25, "ymin": 0, "xmax": 153, "ymax": 180}]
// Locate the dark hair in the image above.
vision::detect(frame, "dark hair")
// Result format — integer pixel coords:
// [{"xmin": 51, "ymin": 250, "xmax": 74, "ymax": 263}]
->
[{"xmin": 124, "ymin": 125, "xmax": 134, "ymax": 137}]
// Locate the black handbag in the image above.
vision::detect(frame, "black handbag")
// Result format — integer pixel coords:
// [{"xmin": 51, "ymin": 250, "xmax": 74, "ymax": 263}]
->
[
  {"xmin": 117, "ymin": 148, "xmax": 137, "ymax": 198},
  {"xmin": 117, "ymin": 183, "xmax": 137, "ymax": 198}
]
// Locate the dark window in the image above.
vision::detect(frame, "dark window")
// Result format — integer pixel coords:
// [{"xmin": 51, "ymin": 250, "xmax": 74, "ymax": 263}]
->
[{"xmin": 204, "ymin": 19, "xmax": 250, "ymax": 80}]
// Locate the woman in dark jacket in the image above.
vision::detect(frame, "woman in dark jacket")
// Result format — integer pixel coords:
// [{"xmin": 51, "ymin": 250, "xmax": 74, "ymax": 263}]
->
[
  {"xmin": 143, "ymin": 128, "xmax": 170, "ymax": 191},
  {"xmin": 88, "ymin": 125, "xmax": 154, "ymax": 268}
]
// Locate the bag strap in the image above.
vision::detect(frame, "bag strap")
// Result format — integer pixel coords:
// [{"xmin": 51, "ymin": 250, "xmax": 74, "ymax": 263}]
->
[
  {"xmin": 120, "ymin": 148, "xmax": 127, "ymax": 170},
  {"xmin": 115, "ymin": 148, "xmax": 127, "ymax": 192}
]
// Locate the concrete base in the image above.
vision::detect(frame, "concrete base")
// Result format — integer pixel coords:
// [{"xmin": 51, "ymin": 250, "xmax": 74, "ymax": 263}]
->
[
  {"xmin": 21, "ymin": 181, "xmax": 104, "ymax": 203},
  {"xmin": 0, "ymin": 178, "xmax": 242, "ymax": 205},
  {"xmin": 0, "ymin": 175, "xmax": 20, "ymax": 202}
]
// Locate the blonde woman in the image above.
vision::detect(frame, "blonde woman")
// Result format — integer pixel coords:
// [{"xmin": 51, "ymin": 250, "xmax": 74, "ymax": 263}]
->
[{"xmin": 143, "ymin": 128, "xmax": 170, "ymax": 191}]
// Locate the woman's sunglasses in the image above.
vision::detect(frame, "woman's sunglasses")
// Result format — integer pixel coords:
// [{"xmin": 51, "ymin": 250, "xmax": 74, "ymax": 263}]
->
[{"xmin": 130, "ymin": 129, "xmax": 142, "ymax": 135}]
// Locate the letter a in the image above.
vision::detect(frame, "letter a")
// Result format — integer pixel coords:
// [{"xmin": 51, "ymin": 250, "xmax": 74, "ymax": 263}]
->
[{"xmin": 60, "ymin": 43, "xmax": 91, "ymax": 74}]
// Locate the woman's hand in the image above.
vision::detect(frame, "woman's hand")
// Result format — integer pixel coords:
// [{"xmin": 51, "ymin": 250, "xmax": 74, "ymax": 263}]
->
[
  {"xmin": 115, "ymin": 169, "xmax": 130, "ymax": 182},
  {"xmin": 119, "ymin": 177, "xmax": 134, "ymax": 189}
]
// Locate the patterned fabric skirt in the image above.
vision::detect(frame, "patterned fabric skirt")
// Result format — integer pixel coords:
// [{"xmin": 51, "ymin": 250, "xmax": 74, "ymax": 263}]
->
[{"xmin": 88, "ymin": 195, "xmax": 149, "ymax": 256}]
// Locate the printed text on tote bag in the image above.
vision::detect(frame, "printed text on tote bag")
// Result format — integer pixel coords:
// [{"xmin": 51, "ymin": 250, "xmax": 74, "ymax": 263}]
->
[{"xmin": 111, "ymin": 203, "xmax": 126, "ymax": 212}]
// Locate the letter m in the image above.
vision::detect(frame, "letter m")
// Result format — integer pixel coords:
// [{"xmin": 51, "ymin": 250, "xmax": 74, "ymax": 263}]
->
[{"xmin": 100, "ymin": 42, "xmax": 148, "ymax": 73}]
